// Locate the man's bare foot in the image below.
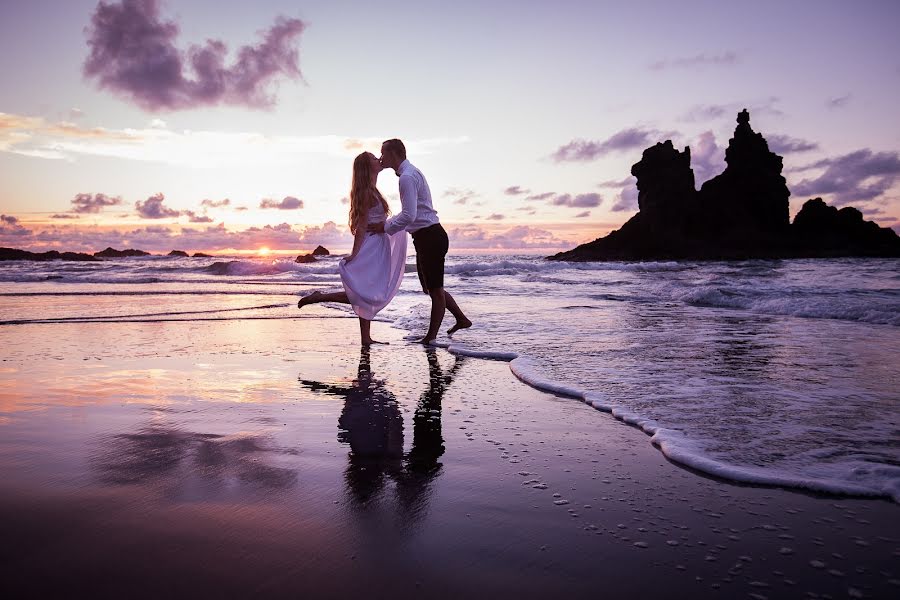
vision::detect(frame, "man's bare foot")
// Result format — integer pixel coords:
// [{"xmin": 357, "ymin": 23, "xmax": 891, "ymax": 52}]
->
[
  {"xmin": 447, "ymin": 318, "xmax": 472, "ymax": 335},
  {"xmin": 362, "ymin": 339, "xmax": 389, "ymax": 346},
  {"xmin": 297, "ymin": 291, "xmax": 321, "ymax": 309},
  {"xmin": 418, "ymin": 337, "xmax": 437, "ymax": 345}
]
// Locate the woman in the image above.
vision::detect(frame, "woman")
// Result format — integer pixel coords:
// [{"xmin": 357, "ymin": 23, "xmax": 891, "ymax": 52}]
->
[{"xmin": 297, "ymin": 152, "xmax": 407, "ymax": 345}]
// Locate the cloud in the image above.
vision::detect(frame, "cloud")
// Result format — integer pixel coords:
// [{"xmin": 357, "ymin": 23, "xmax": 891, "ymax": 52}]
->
[
  {"xmin": 525, "ymin": 192, "xmax": 555, "ymax": 201},
  {"xmin": 51, "ymin": 214, "xmax": 81, "ymax": 219},
  {"xmin": 446, "ymin": 224, "xmax": 571, "ymax": 250},
  {"xmin": 793, "ymin": 149, "xmax": 900, "ymax": 205},
  {"xmin": 200, "ymin": 198, "xmax": 230, "ymax": 208},
  {"xmin": 597, "ymin": 177, "xmax": 633, "ymax": 189},
  {"xmin": 649, "ymin": 51, "xmax": 739, "ymax": 71},
  {"xmin": 504, "ymin": 185, "xmax": 529, "ymax": 196},
  {"xmin": 691, "ymin": 131, "xmax": 724, "ymax": 185},
  {"xmin": 0, "ymin": 110, "xmax": 468, "ymax": 168},
  {"xmin": 259, "ymin": 196, "xmax": 303, "ymax": 210},
  {"xmin": 443, "ymin": 188, "xmax": 479, "ymax": 205},
  {"xmin": 135, "ymin": 193, "xmax": 181, "ymax": 219},
  {"xmin": 610, "ymin": 180, "xmax": 639, "ymax": 212},
  {"xmin": 550, "ymin": 193, "xmax": 603, "ymax": 208},
  {"xmin": 550, "ymin": 127, "xmax": 672, "ymax": 162},
  {"xmin": 71, "ymin": 192, "xmax": 123, "ymax": 214},
  {"xmin": 767, "ymin": 134, "xmax": 819, "ymax": 154},
  {"xmin": 575, "ymin": 211, "xmax": 591, "ymax": 218},
  {"xmin": 486, "ymin": 213, "xmax": 505, "ymax": 220},
  {"xmin": 0, "ymin": 214, "xmax": 31, "ymax": 237},
  {"xmin": 183, "ymin": 210, "xmax": 213, "ymax": 223},
  {"xmin": 83, "ymin": 0, "xmax": 306, "ymax": 112},
  {"xmin": 680, "ymin": 98, "xmax": 783, "ymax": 122},
  {"xmin": 826, "ymin": 94, "xmax": 851, "ymax": 109}
]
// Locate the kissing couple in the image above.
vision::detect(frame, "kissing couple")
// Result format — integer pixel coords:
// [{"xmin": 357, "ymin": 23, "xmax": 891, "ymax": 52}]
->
[{"xmin": 298, "ymin": 139, "xmax": 472, "ymax": 345}]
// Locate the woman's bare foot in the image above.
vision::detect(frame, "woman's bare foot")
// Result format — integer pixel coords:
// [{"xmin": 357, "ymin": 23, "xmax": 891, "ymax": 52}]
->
[
  {"xmin": 362, "ymin": 339, "xmax": 389, "ymax": 346},
  {"xmin": 297, "ymin": 291, "xmax": 322, "ymax": 309},
  {"xmin": 447, "ymin": 317, "xmax": 472, "ymax": 335},
  {"xmin": 418, "ymin": 337, "xmax": 437, "ymax": 345}
]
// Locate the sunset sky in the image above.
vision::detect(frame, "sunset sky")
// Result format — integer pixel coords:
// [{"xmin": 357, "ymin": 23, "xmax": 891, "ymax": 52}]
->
[{"xmin": 1, "ymin": 0, "xmax": 898, "ymax": 254}]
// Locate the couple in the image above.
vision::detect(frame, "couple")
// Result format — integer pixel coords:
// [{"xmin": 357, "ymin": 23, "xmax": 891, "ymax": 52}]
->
[{"xmin": 298, "ymin": 139, "xmax": 472, "ymax": 345}]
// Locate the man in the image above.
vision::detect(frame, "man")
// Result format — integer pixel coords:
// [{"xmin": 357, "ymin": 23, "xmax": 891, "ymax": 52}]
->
[{"xmin": 368, "ymin": 139, "xmax": 472, "ymax": 344}]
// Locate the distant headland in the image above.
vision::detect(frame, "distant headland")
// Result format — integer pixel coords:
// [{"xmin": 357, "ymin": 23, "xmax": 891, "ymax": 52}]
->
[
  {"xmin": 0, "ymin": 247, "xmax": 216, "ymax": 261},
  {"xmin": 550, "ymin": 110, "xmax": 900, "ymax": 261}
]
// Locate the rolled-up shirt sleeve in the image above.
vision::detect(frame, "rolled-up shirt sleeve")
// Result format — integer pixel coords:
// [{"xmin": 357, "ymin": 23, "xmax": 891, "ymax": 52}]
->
[{"xmin": 384, "ymin": 174, "xmax": 418, "ymax": 235}]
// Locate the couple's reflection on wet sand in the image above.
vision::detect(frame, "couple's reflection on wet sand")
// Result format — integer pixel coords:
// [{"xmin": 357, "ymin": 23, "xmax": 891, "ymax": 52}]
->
[{"xmin": 299, "ymin": 347, "xmax": 465, "ymax": 522}]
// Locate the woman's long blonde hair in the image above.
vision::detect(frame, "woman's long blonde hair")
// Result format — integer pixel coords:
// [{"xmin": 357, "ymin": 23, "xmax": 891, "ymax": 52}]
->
[{"xmin": 349, "ymin": 152, "xmax": 390, "ymax": 235}]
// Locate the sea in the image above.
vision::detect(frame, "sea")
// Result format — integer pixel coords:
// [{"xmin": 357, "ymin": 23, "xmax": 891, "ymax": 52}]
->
[{"xmin": 1, "ymin": 253, "xmax": 898, "ymax": 503}]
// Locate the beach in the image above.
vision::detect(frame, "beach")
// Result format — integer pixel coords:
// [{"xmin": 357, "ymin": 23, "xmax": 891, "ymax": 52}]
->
[{"xmin": 1, "ymin": 306, "xmax": 897, "ymax": 599}]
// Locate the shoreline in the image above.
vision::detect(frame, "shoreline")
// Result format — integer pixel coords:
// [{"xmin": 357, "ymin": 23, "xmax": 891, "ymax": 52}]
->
[{"xmin": 0, "ymin": 314, "xmax": 897, "ymax": 598}]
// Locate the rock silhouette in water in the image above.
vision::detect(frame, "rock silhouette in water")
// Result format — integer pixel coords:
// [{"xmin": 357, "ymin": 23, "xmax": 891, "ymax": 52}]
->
[
  {"xmin": 0, "ymin": 247, "xmax": 99, "ymax": 262},
  {"xmin": 167, "ymin": 250, "xmax": 189, "ymax": 257},
  {"xmin": 550, "ymin": 110, "xmax": 899, "ymax": 260},
  {"xmin": 94, "ymin": 247, "xmax": 151, "ymax": 258},
  {"xmin": 312, "ymin": 245, "xmax": 330, "ymax": 256}
]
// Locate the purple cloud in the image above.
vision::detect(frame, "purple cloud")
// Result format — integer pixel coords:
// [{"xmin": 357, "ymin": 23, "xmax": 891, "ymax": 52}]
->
[
  {"xmin": 486, "ymin": 213, "xmax": 505, "ymax": 220},
  {"xmin": 83, "ymin": 0, "xmax": 306, "ymax": 112},
  {"xmin": 446, "ymin": 225, "xmax": 571, "ymax": 250},
  {"xmin": 443, "ymin": 188, "xmax": 479, "ymax": 205},
  {"xmin": 51, "ymin": 214, "xmax": 81, "ymax": 219},
  {"xmin": 551, "ymin": 128, "xmax": 669, "ymax": 162},
  {"xmin": 184, "ymin": 210, "xmax": 213, "ymax": 223},
  {"xmin": 575, "ymin": 211, "xmax": 591, "ymax": 218},
  {"xmin": 793, "ymin": 149, "xmax": 900, "ymax": 205},
  {"xmin": 0, "ymin": 214, "xmax": 31, "ymax": 237},
  {"xmin": 200, "ymin": 198, "xmax": 231, "ymax": 208},
  {"xmin": 767, "ymin": 134, "xmax": 819, "ymax": 154},
  {"xmin": 680, "ymin": 98, "xmax": 783, "ymax": 122},
  {"xmin": 826, "ymin": 94, "xmax": 851, "ymax": 109},
  {"xmin": 550, "ymin": 193, "xmax": 603, "ymax": 208},
  {"xmin": 260, "ymin": 196, "xmax": 303, "ymax": 210},
  {"xmin": 650, "ymin": 51, "xmax": 739, "ymax": 71},
  {"xmin": 71, "ymin": 192, "xmax": 123, "ymax": 214},
  {"xmin": 504, "ymin": 185, "xmax": 529, "ymax": 196},
  {"xmin": 525, "ymin": 192, "xmax": 555, "ymax": 201},
  {"xmin": 611, "ymin": 183, "xmax": 639, "ymax": 212},
  {"xmin": 691, "ymin": 131, "xmax": 724, "ymax": 185},
  {"xmin": 135, "ymin": 193, "xmax": 181, "ymax": 218}
]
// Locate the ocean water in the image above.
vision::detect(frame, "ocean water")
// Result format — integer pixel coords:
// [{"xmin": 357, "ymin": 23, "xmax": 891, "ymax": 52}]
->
[{"xmin": 1, "ymin": 253, "xmax": 898, "ymax": 502}]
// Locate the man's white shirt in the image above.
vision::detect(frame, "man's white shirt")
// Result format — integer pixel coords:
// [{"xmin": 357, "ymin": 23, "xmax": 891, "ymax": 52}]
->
[{"xmin": 384, "ymin": 159, "xmax": 440, "ymax": 235}]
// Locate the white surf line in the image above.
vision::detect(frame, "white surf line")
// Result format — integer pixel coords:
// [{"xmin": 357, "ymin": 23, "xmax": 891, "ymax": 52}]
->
[{"xmin": 507, "ymin": 355, "xmax": 892, "ymax": 502}]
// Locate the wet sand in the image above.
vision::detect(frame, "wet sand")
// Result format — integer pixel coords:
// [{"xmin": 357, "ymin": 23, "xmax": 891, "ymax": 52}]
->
[{"xmin": 0, "ymin": 312, "xmax": 897, "ymax": 599}]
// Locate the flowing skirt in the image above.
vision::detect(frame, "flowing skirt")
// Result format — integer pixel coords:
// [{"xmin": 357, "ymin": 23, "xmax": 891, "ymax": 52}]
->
[{"xmin": 339, "ymin": 230, "xmax": 407, "ymax": 320}]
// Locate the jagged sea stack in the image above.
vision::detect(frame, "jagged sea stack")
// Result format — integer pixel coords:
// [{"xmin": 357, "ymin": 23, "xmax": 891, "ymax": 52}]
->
[{"xmin": 697, "ymin": 109, "xmax": 791, "ymax": 245}]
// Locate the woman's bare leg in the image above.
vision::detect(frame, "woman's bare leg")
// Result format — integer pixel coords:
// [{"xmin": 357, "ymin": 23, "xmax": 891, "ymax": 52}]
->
[
  {"xmin": 298, "ymin": 290, "xmax": 349, "ymax": 308},
  {"xmin": 359, "ymin": 318, "xmax": 388, "ymax": 346}
]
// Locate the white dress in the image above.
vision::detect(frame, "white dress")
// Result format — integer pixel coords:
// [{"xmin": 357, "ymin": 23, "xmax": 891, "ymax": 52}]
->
[{"xmin": 339, "ymin": 201, "xmax": 408, "ymax": 320}]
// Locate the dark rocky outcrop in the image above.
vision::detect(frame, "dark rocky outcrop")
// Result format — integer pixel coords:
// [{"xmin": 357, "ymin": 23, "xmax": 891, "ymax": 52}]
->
[
  {"xmin": 0, "ymin": 247, "xmax": 99, "ymax": 261},
  {"xmin": 94, "ymin": 247, "xmax": 151, "ymax": 258},
  {"xmin": 550, "ymin": 110, "xmax": 899, "ymax": 261},
  {"xmin": 192, "ymin": 252, "xmax": 213, "ymax": 258},
  {"xmin": 791, "ymin": 198, "xmax": 900, "ymax": 257},
  {"xmin": 167, "ymin": 250, "xmax": 189, "ymax": 257},
  {"xmin": 295, "ymin": 253, "xmax": 317, "ymax": 263},
  {"xmin": 312, "ymin": 245, "xmax": 330, "ymax": 256}
]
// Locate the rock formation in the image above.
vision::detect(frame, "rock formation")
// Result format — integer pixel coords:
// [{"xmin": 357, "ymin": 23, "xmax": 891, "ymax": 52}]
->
[
  {"xmin": 0, "ymin": 247, "xmax": 99, "ymax": 261},
  {"xmin": 167, "ymin": 250, "xmax": 189, "ymax": 257},
  {"xmin": 192, "ymin": 252, "xmax": 213, "ymax": 258},
  {"xmin": 94, "ymin": 247, "xmax": 151, "ymax": 258},
  {"xmin": 550, "ymin": 110, "xmax": 899, "ymax": 261},
  {"xmin": 296, "ymin": 246, "xmax": 330, "ymax": 263}
]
